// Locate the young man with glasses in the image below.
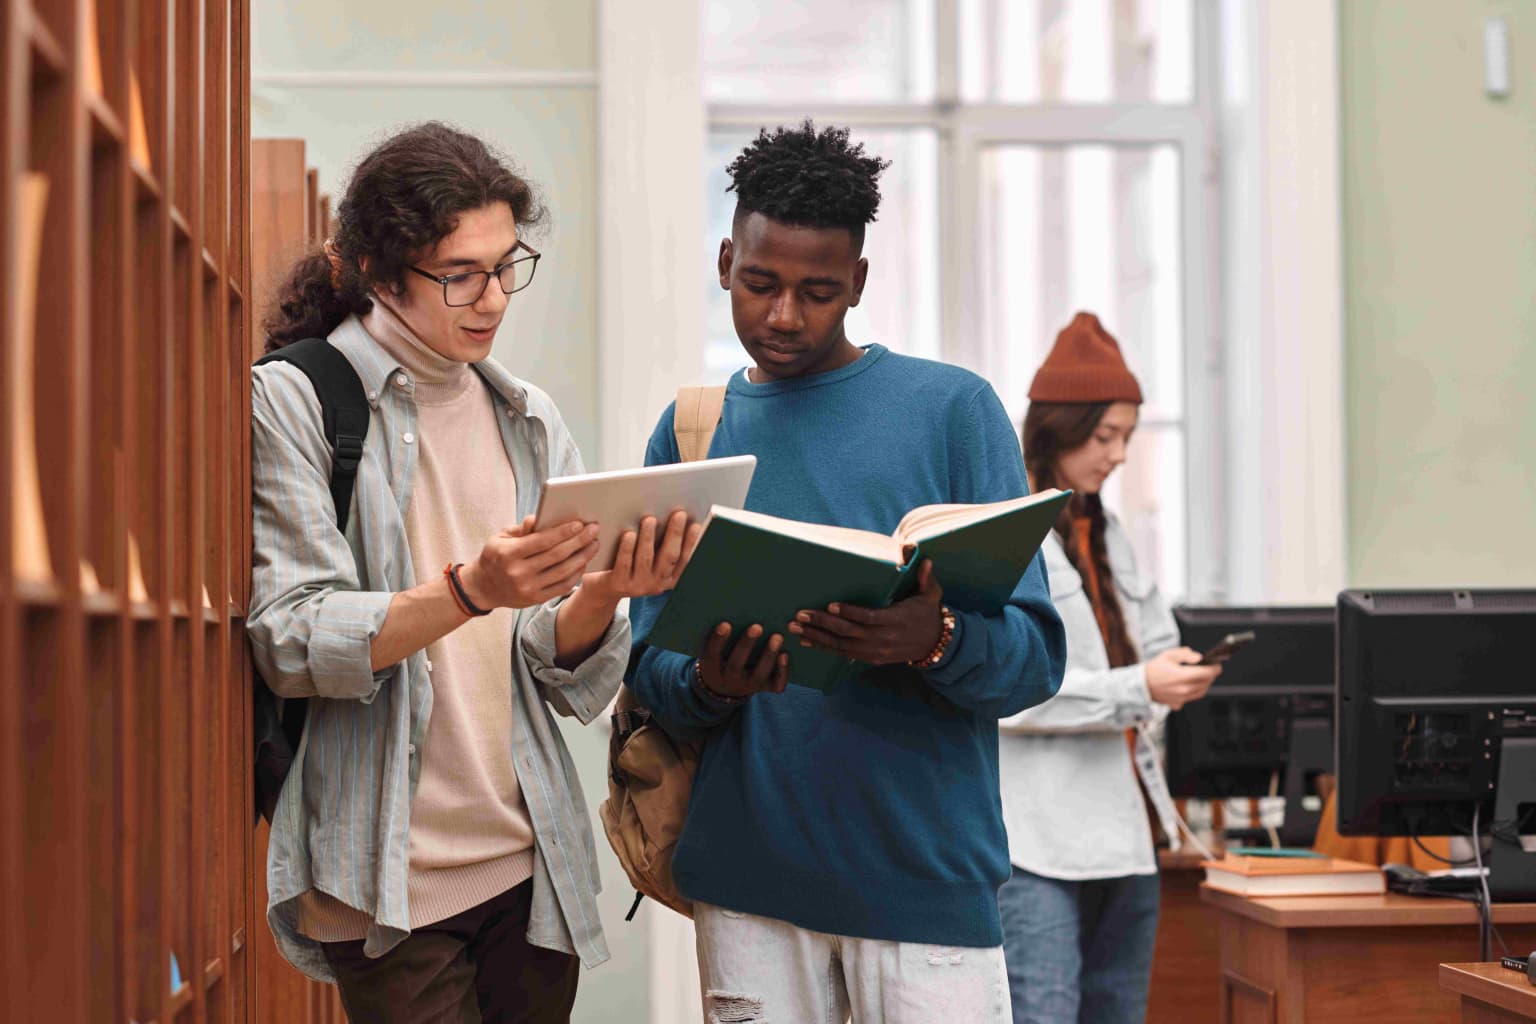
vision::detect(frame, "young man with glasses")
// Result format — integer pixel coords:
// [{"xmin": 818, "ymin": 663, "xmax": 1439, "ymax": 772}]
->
[
  {"xmin": 250, "ymin": 122, "xmax": 695, "ymax": 1022},
  {"xmin": 626, "ymin": 121, "xmax": 1067, "ymax": 1023}
]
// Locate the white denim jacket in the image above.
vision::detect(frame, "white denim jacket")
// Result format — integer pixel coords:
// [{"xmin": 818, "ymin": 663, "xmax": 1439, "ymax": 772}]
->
[{"xmin": 998, "ymin": 511, "xmax": 1181, "ymax": 879}]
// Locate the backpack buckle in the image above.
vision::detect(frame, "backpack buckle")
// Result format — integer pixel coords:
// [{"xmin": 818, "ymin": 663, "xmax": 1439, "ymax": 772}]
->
[
  {"xmin": 333, "ymin": 432, "xmax": 364, "ymax": 473},
  {"xmin": 612, "ymin": 707, "xmax": 652, "ymax": 741}
]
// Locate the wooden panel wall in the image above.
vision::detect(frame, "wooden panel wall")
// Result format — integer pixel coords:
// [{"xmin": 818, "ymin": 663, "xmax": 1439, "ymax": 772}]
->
[
  {"xmin": 250, "ymin": 136, "xmax": 347, "ymax": 1024},
  {"xmin": 0, "ymin": 0, "xmax": 252, "ymax": 1019}
]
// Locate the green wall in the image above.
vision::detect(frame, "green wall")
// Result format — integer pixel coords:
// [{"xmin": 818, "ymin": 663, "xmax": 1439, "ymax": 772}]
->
[{"xmin": 1341, "ymin": 0, "xmax": 1536, "ymax": 587}]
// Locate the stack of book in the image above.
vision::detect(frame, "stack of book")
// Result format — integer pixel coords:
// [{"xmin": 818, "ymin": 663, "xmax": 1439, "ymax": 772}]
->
[{"xmin": 1202, "ymin": 851, "xmax": 1386, "ymax": 897}]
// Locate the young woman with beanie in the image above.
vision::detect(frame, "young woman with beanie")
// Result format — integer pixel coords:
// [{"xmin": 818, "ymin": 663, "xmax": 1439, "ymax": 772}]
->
[{"xmin": 996, "ymin": 312, "xmax": 1223, "ymax": 1024}]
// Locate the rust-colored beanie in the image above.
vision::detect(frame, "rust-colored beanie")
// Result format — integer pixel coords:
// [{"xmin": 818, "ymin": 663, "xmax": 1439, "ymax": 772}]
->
[{"xmin": 1027, "ymin": 312, "xmax": 1143, "ymax": 404}]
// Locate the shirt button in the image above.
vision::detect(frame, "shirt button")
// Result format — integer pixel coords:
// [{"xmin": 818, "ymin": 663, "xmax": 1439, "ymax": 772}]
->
[
  {"xmin": 402, "ymin": 432, "xmax": 416, "ymax": 444},
  {"xmin": 396, "ymin": 374, "xmax": 409, "ymax": 388},
  {"xmin": 367, "ymin": 390, "xmax": 378, "ymax": 402},
  {"xmin": 407, "ymin": 743, "xmax": 417, "ymax": 755}
]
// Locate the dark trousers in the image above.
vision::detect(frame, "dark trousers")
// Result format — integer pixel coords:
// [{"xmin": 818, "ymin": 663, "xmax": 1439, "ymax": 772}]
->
[{"xmin": 321, "ymin": 880, "xmax": 579, "ymax": 1024}]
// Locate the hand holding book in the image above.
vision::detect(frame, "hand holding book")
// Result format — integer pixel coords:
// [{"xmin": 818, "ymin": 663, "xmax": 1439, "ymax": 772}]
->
[
  {"xmin": 696, "ymin": 622, "xmax": 791, "ymax": 701},
  {"xmin": 788, "ymin": 559, "xmax": 947, "ymax": 666},
  {"xmin": 645, "ymin": 488, "xmax": 1072, "ymax": 692}
]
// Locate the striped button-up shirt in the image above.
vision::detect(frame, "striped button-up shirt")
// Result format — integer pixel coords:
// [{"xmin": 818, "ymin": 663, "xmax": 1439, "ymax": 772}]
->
[{"xmin": 249, "ymin": 314, "xmax": 626, "ymax": 981}]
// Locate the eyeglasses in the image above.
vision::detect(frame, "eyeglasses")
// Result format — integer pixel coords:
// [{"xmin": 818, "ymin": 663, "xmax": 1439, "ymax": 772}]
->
[{"xmin": 406, "ymin": 240, "xmax": 541, "ymax": 307}]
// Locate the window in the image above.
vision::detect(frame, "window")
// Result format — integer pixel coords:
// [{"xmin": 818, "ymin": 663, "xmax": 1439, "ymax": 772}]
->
[
  {"xmin": 704, "ymin": 0, "xmax": 1220, "ymax": 601},
  {"xmin": 703, "ymin": 0, "xmax": 936, "ymax": 103}
]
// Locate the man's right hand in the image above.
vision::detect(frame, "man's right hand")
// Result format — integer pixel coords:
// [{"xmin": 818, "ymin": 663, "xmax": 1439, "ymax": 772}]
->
[
  {"xmin": 698, "ymin": 622, "xmax": 789, "ymax": 699},
  {"xmin": 1144, "ymin": 646, "xmax": 1222, "ymax": 710},
  {"xmin": 460, "ymin": 516, "xmax": 601, "ymax": 610}
]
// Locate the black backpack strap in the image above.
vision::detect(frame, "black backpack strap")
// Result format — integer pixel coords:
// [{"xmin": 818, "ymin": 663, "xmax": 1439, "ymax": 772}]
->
[
  {"xmin": 251, "ymin": 338, "xmax": 371, "ymax": 823},
  {"xmin": 256, "ymin": 338, "xmax": 371, "ymax": 534}
]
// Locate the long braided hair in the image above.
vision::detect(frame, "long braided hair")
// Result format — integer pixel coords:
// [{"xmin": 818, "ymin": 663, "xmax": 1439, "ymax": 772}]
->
[{"xmin": 1022, "ymin": 401, "xmax": 1139, "ymax": 668}]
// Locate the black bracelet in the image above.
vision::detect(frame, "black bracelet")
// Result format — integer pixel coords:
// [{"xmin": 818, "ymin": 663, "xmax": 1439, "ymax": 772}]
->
[
  {"xmin": 446, "ymin": 562, "xmax": 492, "ymax": 617},
  {"xmin": 690, "ymin": 659, "xmax": 746, "ymax": 706}
]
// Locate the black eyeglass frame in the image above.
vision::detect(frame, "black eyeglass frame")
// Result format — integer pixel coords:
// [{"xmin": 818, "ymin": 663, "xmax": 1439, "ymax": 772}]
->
[{"xmin": 405, "ymin": 240, "xmax": 541, "ymax": 307}]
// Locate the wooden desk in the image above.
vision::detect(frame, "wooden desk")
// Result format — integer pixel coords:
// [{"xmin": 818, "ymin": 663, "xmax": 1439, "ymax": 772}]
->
[
  {"xmin": 1202, "ymin": 886, "xmax": 1536, "ymax": 1023},
  {"xmin": 1441, "ymin": 963, "xmax": 1536, "ymax": 1022},
  {"xmin": 1149, "ymin": 850, "xmax": 1223, "ymax": 1022}
]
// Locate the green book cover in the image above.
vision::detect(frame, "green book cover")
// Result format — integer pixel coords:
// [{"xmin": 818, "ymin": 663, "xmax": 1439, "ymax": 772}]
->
[{"xmin": 645, "ymin": 489, "xmax": 1071, "ymax": 693}]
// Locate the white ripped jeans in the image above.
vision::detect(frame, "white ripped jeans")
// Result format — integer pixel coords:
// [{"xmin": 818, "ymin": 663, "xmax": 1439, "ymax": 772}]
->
[{"xmin": 693, "ymin": 903, "xmax": 1009, "ymax": 1024}]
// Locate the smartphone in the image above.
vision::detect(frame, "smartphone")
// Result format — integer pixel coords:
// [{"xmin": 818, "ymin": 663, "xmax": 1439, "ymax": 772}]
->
[{"xmin": 1197, "ymin": 630, "xmax": 1255, "ymax": 666}]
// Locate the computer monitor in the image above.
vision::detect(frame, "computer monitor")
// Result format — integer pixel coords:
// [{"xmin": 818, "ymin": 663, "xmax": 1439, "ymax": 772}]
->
[
  {"xmin": 1335, "ymin": 589, "xmax": 1536, "ymax": 900},
  {"xmin": 1168, "ymin": 605, "xmax": 1334, "ymax": 846}
]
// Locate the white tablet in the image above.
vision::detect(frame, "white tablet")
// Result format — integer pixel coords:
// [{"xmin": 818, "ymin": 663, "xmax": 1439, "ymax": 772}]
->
[{"xmin": 534, "ymin": 454, "xmax": 757, "ymax": 572}]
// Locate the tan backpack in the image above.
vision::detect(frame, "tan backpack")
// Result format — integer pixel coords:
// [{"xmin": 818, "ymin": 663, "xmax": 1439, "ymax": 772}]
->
[{"xmin": 599, "ymin": 385, "xmax": 727, "ymax": 920}]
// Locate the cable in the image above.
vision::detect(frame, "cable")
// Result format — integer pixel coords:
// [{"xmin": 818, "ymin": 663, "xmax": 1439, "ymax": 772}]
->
[
  {"xmin": 1488, "ymin": 807, "xmax": 1536, "ymax": 848},
  {"xmin": 1412, "ymin": 834, "xmax": 1478, "ymax": 866},
  {"xmin": 1492, "ymin": 918, "xmax": 1512, "ymax": 958},
  {"xmin": 1474, "ymin": 803, "xmax": 1493, "ymax": 962},
  {"xmin": 1265, "ymin": 770, "xmax": 1282, "ymax": 850}
]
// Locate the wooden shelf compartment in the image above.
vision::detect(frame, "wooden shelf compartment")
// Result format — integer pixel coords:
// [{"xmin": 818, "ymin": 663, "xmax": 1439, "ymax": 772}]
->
[
  {"xmin": 83, "ymin": 589, "xmax": 126, "ymax": 617},
  {"xmin": 88, "ymin": 93, "xmax": 126, "ymax": 149},
  {"xmin": 26, "ymin": 7, "xmax": 68, "ymax": 81},
  {"xmin": 14, "ymin": 577, "xmax": 65, "ymax": 607},
  {"xmin": 133, "ymin": 158, "xmax": 164, "ymax": 203},
  {"xmin": 84, "ymin": 615, "xmax": 124, "ymax": 1022},
  {"xmin": 18, "ymin": 605, "xmax": 91, "ymax": 1019},
  {"xmin": 88, "ymin": 134, "xmax": 130, "ymax": 600}
]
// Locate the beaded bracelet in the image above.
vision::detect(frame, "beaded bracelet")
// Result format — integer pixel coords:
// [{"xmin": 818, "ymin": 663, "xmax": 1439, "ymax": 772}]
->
[
  {"xmin": 906, "ymin": 605, "xmax": 957, "ymax": 670},
  {"xmin": 444, "ymin": 562, "xmax": 492, "ymax": 617},
  {"xmin": 690, "ymin": 659, "xmax": 746, "ymax": 705}
]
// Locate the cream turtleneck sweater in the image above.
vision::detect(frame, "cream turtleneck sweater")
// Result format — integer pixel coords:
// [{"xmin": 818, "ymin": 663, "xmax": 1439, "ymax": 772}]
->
[{"xmin": 298, "ymin": 299, "xmax": 535, "ymax": 940}]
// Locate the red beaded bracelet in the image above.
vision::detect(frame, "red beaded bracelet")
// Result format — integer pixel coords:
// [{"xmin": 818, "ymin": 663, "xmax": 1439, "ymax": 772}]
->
[{"xmin": 907, "ymin": 605, "xmax": 956, "ymax": 669}]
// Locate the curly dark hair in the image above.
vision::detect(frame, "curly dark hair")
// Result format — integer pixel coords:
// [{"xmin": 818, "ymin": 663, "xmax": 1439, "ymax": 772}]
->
[
  {"xmin": 262, "ymin": 122, "xmax": 547, "ymax": 352},
  {"xmin": 725, "ymin": 119, "xmax": 891, "ymax": 247}
]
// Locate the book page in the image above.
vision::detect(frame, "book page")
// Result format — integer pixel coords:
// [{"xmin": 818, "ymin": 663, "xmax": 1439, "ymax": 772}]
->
[
  {"xmin": 712, "ymin": 507, "xmax": 903, "ymax": 564},
  {"xmin": 892, "ymin": 489, "xmax": 1065, "ymax": 547}
]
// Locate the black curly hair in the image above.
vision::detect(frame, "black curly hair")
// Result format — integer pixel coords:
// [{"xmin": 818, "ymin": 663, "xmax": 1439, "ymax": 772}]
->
[
  {"xmin": 262, "ymin": 122, "xmax": 546, "ymax": 352},
  {"xmin": 726, "ymin": 120, "xmax": 891, "ymax": 249}
]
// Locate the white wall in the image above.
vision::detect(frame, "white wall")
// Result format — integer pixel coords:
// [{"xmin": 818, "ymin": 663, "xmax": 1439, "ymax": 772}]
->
[{"xmin": 1339, "ymin": 0, "xmax": 1536, "ymax": 588}]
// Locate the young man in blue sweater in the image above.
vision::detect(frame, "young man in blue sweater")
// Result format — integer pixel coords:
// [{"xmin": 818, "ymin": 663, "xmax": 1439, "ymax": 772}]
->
[{"xmin": 627, "ymin": 121, "xmax": 1067, "ymax": 1023}]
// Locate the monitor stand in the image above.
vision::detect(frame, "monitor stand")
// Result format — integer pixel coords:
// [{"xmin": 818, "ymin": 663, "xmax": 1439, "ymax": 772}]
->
[
  {"xmin": 1279, "ymin": 715, "xmax": 1331, "ymax": 847},
  {"xmin": 1488, "ymin": 736, "xmax": 1536, "ymax": 901}
]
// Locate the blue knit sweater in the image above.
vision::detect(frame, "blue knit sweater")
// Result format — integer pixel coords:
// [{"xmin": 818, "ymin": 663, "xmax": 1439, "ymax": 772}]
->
[{"xmin": 627, "ymin": 345, "xmax": 1066, "ymax": 946}]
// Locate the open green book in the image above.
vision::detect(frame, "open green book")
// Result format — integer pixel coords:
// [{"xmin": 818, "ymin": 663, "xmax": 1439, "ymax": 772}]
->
[{"xmin": 645, "ymin": 488, "xmax": 1071, "ymax": 693}]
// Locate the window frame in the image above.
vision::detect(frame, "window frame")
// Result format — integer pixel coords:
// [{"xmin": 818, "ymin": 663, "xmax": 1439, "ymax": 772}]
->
[{"xmin": 705, "ymin": 0, "xmax": 1227, "ymax": 601}]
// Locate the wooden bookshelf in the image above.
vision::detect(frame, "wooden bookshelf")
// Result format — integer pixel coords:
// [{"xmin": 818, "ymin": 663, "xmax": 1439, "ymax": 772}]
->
[{"xmin": 1, "ymin": 0, "xmax": 254, "ymax": 1020}]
